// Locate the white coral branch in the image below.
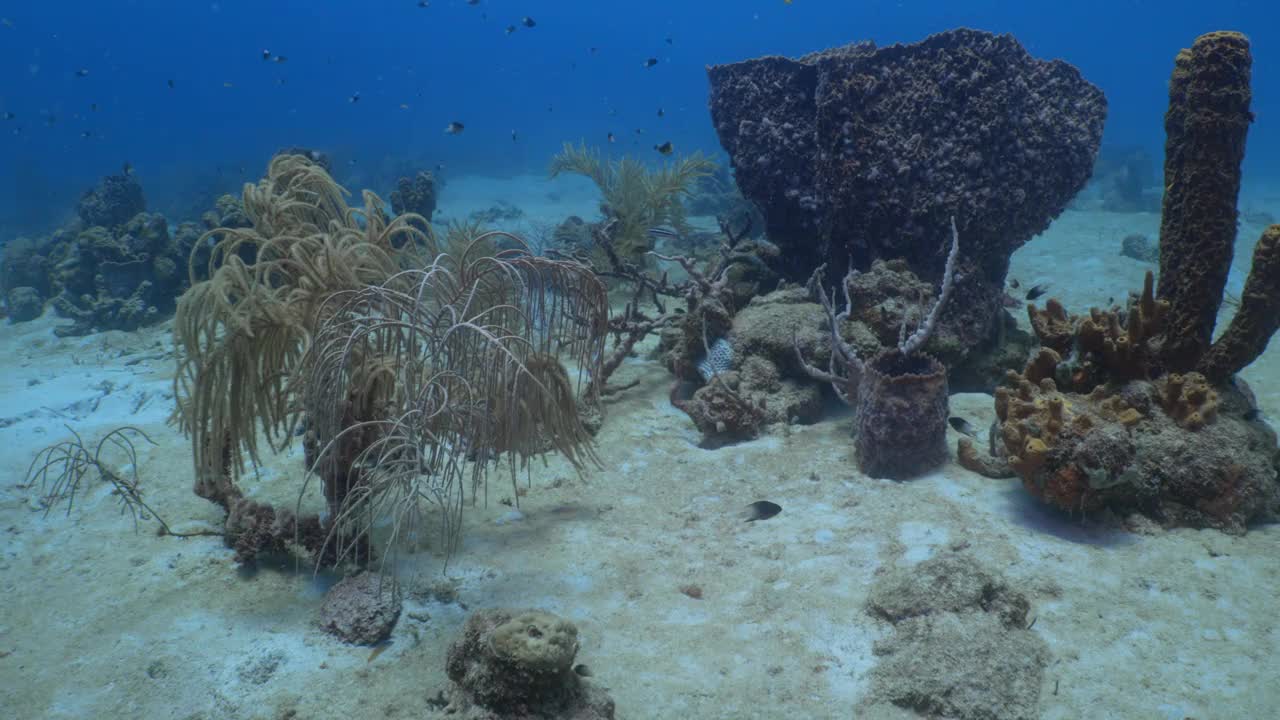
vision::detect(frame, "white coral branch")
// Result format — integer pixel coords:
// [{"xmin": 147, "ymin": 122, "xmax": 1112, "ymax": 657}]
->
[{"xmin": 899, "ymin": 215, "xmax": 960, "ymax": 356}]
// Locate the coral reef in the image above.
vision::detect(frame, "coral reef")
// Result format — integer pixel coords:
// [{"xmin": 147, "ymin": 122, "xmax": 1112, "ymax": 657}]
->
[
  {"xmin": 389, "ymin": 170, "xmax": 439, "ymax": 220},
  {"xmin": 797, "ymin": 219, "xmax": 961, "ymax": 479},
  {"xmin": 315, "ymin": 572, "xmax": 401, "ymax": 645},
  {"xmin": 708, "ymin": 28, "xmax": 1105, "ymax": 356},
  {"xmin": 443, "ymin": 609, "xmax": 615, "ymax": 719},
  {"xmin": 861, "ymin": 551, "xmax": 1049, "ymax": 720},
  {"xmin": 77, "ymin": 171, "xmax": 146, "ymax": 229},
  {"xmin": 992, "ymin": 354, "xmax": 1277, "ymax": 531},
  {"xmin": 200, "ymin": 193, "xmax": 251, "ymax": 231},
  {"xmin": 972, "ymin": 33, "xmax": 1280, "ymax": 532},
  {"xmin": 47, "ymin": 212, "xmax": 181, "ymax": 335}
]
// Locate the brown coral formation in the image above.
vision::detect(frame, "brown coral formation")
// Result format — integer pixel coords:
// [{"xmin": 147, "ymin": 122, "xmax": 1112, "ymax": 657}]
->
[
  {"xmin": 1156, "ymin": 31, "xmax": 1253, "ymax": 373},
  {"xmin": 442, "ymin": 609, "xmax": 615, "ymax": 719},
  {"xmin": 992, "ymin": 304, "xmax": 1277, "ymax": 531},
  {"xmin": 976, "ymin": 31, "xmax": 1280, "ymax": 531}
]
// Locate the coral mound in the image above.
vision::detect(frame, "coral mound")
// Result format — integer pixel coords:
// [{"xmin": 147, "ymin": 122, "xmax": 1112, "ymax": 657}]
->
[
  {"xmin": 861, "ymin": 552, "xmax": 1049, "ymax": 720},
  {"xmin": 443, "ymin": 608, "xmax": 615, "ymax": 719},
  {"xmin": 77, "ymin": 171, "xmax": 146, "ymax": 229}
]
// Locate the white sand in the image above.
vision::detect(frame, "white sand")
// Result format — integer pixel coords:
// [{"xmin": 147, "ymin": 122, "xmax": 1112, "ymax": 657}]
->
[{"xmin": 1, "ymin": 196, "xmax": 1278, "ymax": 719}]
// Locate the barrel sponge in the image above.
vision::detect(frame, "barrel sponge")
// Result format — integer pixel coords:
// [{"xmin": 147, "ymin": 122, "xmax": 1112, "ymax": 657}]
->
[{"xmin": 1156, "ymin": 31, "xmax": 1253, "ymax": 372}]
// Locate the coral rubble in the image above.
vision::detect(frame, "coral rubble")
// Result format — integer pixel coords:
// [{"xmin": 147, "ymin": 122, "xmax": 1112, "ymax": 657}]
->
[{"xmin": 861, "ymin": 552, "xmax": 1049, "ymax": 720}]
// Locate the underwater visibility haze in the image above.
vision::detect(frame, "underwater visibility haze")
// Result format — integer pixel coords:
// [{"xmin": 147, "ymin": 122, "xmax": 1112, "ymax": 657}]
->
[{"xmin": 1, "ymin": 1, "xmax": 1279, "ymax": 719}]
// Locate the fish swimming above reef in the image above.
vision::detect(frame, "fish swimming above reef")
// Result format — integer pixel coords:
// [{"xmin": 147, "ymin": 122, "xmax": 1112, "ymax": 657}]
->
[
  {"xmin": 743, "ymin": 501, "xmax": 782, "ymax": 522},
  {"xmin": 643, "ymin": 57, "xmax": 659, "ymax": 68},
  {"xmin": 444, "ymin": 121, "xmax": 465, "ymax": 135},
  {"xmin": 654, "ymin": 141, "xmax": 673, "ymax": 155},
  {"xmin": 1025, "ymin": 283, "xmax": 1050, "ymax": 301},
  {"xmin": 521, "ymin": 16, "xmax": 536, "ymax": 28},
  {"xmin": 948, "ymin": 417, "xmax": 979, "ymax": 439}
]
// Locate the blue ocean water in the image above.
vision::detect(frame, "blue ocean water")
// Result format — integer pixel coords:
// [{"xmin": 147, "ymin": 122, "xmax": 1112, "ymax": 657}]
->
[{"xmin": 0, "ymin": 0, "xmax": 1275, "ymax": 232}]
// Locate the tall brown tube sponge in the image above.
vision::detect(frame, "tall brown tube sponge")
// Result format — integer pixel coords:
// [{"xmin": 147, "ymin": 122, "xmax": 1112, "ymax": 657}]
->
[
  {"xmin": 1198, "ymin": 225, "xmax": 1280, "ymax": 381},
  {"xmin": 1155, "ymin": 31, "xmax": 1253, "ymax": 372}
]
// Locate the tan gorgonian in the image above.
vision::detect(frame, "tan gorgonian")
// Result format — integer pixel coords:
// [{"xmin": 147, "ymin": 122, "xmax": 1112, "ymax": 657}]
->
[{"xmin": 173, "ymin": 155, "xmax": 608, "ymax": 567}]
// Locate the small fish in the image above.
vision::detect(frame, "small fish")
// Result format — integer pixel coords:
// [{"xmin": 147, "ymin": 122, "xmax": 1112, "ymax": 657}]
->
[
  {"xmin": 654, "ymin": 141, "xmax": 672, "ymax": 155},
  {"xmin": 1008, "ymin": 278, "xmax": 1020, "ymax": 289},
  {"xmin": 90, "ymin": 103, "xmax": 99, "ymax": 112},
  {"xmin": 589, "ymin": 47, "xmax": 599, "ymax": 55},
  {"xmin": 607, "ymin": 132, "xmax": 615, "ymax": 143},
  {"xmin": 665, "ymin": 36, "xmax": 673, "ymax": 45},
  {"xmin": 273, "ymin": 55, "xmax": 288, "ymax": 64},
  {"xmin": 349, "ymin": 91, "xmax": 360, "ymax": 103},
  {"xmin": 948, "ymin": 417, "xmax": 979, "ymax": 438},
  {"xmin": 521, "ymin": 16, "xmax": 536, "ymax": 28},
  {"xmin": 657, "ymin": 107, "xmax": 664, "ymax": 117},
  {"xmin": 167, "ymin": 78, "xmax": 175, "ymax": 89},
  {"xmin": 573, "ymin": 664, "xmax": 593, "ymax": 677},
  {"xmin": 505, "ymin": 24, "xmax": 516, "ymax": 35},
  {"xmin": 435, "ymin": 163, "xmax": 446, "ymax": 171},
  {"xmin": 635, "ymin": 127, "xmax": 644, "ymax": 135},
  {"xmin": 367, "ymin": 641, "xmax": 390, "ymax": 663},
  {"xmin": 444, "ymin": 121, "xmax": 464, "ymax": 135},
  {"xmin": 417, "ymin": 0, "xmax": 430, "ymax": 6},
  {"xmin": 399, "ymin": 103, "xmax": 410, "ymax": 110},
  {"xmin": 80, "ymin": 130, "xmax": 92, "ymax": 138},
  {"xmin": 510, "ymin": 129, "xmax": 517, "ymax": 142},
  {"xmin": 1025, "ymin": 284, "xmax": 1050, "ymax": 301},
  {"xmin": 2, "ymin": 112, "xmax": 14, "ymax": 121},
  {"xmin": 122, "ymin": 161, "xmax": 133, "ymax": 175},
  {"xmin": 466, "ymin": 0, "xmax": 479, "ymax": 5},
  {"xmin": 1, "ymin": 18, "xmax": 12, "ymax": 27},
  {"xmin": 643, "ymin": 57, "xmax": 659, "ymax": 68},
  {"xmin": 647, "ymin": 226, "xmax": 679, "ymax": 240},
  {"xmin": 75, "ymin": 68, "xmax": 90, "ymax": 77},
  {"xmin": 743, "ymin": 501, "xmax": 782, "ymax": 522},
  {"xmin": 262, "ymin": 49, "xmax": 272, "ymax": 61}
]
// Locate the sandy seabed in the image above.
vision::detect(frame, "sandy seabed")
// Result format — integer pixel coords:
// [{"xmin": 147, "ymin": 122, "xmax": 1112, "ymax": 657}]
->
[{"xmin": 1, "ymin": 176, "xmax": 1278, "ymax": 720}]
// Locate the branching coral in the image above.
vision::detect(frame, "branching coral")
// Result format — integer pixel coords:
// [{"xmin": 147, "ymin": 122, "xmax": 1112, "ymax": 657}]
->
[
  {"xmin": 796, "ymin": 217, "xmax": 960, "ymax": 478},
  {"xmin": 548, "ymin": 142, "xmax": 715, "ymax": 266},
  {"xmin": 173, "ymin": 154, "xmax": 608, "ymax": 567},
  {"xmin": 301, "ymin": 231, "xmax": 608, "ymax": 564}
]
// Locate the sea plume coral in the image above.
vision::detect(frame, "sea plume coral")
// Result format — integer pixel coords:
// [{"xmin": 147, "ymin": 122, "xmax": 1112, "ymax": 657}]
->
[{"xmin": 173, "ymin": 155, "xmax": 608, "ymax": 567}]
